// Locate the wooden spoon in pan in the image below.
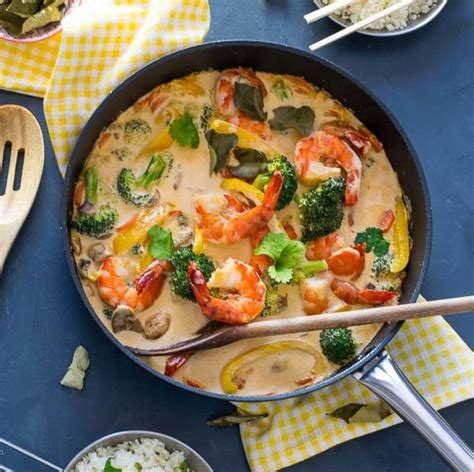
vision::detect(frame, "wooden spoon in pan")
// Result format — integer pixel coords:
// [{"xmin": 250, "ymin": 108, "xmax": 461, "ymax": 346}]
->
[{"xmin": 127, "ymin": 296, "xmax": 474, "ymax": 356}]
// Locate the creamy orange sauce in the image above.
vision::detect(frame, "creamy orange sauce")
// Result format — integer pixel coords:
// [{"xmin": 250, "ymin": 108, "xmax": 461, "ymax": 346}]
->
[{"xmin": 70, "ymin": 70, "xmax": 406, "ymax": 396}]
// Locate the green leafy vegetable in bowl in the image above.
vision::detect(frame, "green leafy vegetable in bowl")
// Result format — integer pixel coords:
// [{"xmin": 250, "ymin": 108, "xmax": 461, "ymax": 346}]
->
[{"xmin": 0, "ymin": 0, "xmax": 67, "ymax": 38}]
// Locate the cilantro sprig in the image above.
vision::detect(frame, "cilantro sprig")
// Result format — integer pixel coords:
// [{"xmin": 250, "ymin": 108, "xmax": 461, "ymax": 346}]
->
[
  {"xmin": 355, "ymin": 227, "xmax": 389, "ymax": 257},
  {"xmin": 147, "ymin": 225, "xmax": 174, "ymax": 260},
  {"xmin": 255, "ymin": 232, "xmax": 327, "ymax": 284},
  {"xmin": 169, "ymin": 112, "xmax": 200, "ymax": 148}
]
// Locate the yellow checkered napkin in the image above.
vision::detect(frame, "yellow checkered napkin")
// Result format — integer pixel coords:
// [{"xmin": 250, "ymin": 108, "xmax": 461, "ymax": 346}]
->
[
  {"xmin": 0, "ymin": 0, "xmax": 210, "ymax": 172},
  {"xmin": 237, "ymin": 298, "xmax": 474, "ymax": 472},
  {"xmin": 0, "ymin": 33, "xmax": 61, "ymax": 97},
  {"xmin": 44, "ymin": 0, "xmax": 210, "ymax": 174}
]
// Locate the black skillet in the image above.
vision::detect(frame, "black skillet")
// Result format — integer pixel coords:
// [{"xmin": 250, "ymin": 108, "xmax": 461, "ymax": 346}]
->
[{"xmin": 61, "ymin": 41, "xmax": 473, "ymax": 469}]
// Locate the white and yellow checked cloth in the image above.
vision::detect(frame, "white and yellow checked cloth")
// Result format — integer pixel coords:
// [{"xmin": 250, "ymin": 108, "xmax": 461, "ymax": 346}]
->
[
  {"xmin": 0, "ymin": 0, "xmax": 210, "ymax": 174},
  {"xmin": 237, "ymin": 297, "xmax": 474, "ymax": 472}
]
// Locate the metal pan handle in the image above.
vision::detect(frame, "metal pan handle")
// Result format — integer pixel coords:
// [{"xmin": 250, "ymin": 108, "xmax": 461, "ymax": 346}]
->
[{"xmin": 353, "ymin": 351, "xmax": 474, "ymax": 471}]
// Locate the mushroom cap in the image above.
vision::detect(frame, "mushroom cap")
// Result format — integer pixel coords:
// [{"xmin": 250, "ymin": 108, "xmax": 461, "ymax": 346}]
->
[
  {"xmin": 111, "ymin": 305, "xmax": 143, "ymax": 334},
  {"xmin": 143, "ymin": 310, "xmax": 171, "ymax": 339}
]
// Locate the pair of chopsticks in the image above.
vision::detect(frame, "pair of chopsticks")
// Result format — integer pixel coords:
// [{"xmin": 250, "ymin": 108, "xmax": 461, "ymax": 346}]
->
[{"xmin": 305, "ymin": 0, "xmax": 415, "ymax": 51}]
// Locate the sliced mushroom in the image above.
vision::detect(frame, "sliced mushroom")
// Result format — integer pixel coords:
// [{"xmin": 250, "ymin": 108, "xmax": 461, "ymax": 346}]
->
[
  {"xmin": 71, "ymin": 235, "xmax": 82, "ymax": 256},
  {"xmin": 174, "ymin": 226, "xmax": 194, "ymax": 248},
  {"xmin": 145, "ymin": 189, "xmax": 161, "ymax": 207},
  {"xmin": 143, "ymin": 310, "xmax": 171, "ymax": 339},
  {"xmin": 87, "ymin": 243, "xmax": 112, "ymax": 263},
  {"xmin": 111, "ymin": 305, "xmax": 143, "ymax": 334},
  {"xmin": 173, "ymin": 164, "xmax": 183, "ymax": 190},
  {"xmin": 79, "ymin": 201, "xmax": 96, "ymax": 215},
  {"xmin": 78, "ymin": 258, "xmax": 92, "ymax": 279}
]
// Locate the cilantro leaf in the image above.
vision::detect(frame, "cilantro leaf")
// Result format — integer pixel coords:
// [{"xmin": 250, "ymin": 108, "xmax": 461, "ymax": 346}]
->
[
  {"xmin": 255, "ymin": 232, "xmax": 307, "ymax": 284},
  {"xmin": 169, "ymin": 112, "xmax": 200, "ymax": 148},
  {"xmin": 104, "ymin": 458, "xmax": 122, "ymax": 472},
  {"xmin": 255, "ymin": 232, "xmax": 289, "ymax": 261},
  {"xmin": 355, "ymin": 227, "xmax": 389, "ymax": 257},
  {"xmin": 147, "ymin": 225, "xmax": 174, "ymax": 260},
  {"xmin": 179, "ymin": 460, "xmax": 189, "ymax": 472}
]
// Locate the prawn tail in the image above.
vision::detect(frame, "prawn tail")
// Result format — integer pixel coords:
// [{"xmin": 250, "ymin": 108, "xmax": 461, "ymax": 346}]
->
[
  {"xmin": 357, "ymin": 289, "xmax": 398, "ymax": 305},
  {"xmin": 188, "ymin": 262, "xmax": 212, "ymax": 306},
  {"xmin": 262, "ymin": 171, "xmax": 283, "ymax": 210},
  {"xmin": 134, "ymin": 260, "xmax": 171, "ymax": 295},
  {"xmin": 330, "ymin": 278, "xmax": 359, "ymax": 305}
]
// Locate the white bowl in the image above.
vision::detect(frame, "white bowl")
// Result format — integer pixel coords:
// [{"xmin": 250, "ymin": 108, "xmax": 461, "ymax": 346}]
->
[
  {"xmin": 64, "ymin": 430, "xmax": 213, "ymax": 472},
  {"xmin": 312, "ymin": 0, "xmax": 447, "ymax": 37}
]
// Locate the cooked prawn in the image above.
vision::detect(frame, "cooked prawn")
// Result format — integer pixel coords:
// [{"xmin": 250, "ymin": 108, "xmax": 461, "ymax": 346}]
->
[
  {"xmin": 214, "ymin": 69, "xmax": 270, "ymax": 138},
  {"xmin": 331, "ymin": 278, "xmax": 398, "ymax": 305},
  {"xmin": 189, "ymin": 258, "xmax": 266, "ymax": 324},
  {"xmin": 249, "ymin": 225, "xmax": 272, "ymax": 274},
  {"xmin": 301, "ymin": 276, "xmax": 330, "ymax": 315},
  {"xmin": 328, "ymin": 243, "xmax": 365, "ymax": 277},
  {"xmin": 295, "ymin": 131, "xmax": 362, "ymax": 206},
  {"xmin": 97, "ymin": 257, "xmax": 169, "ymax": 312},
  {"xmin": 194, "ymin": 171, "xmax": 283, "ymax": 245},
  {"xmin": 305, "ymin": 232, "xmax": 345, "ymax": 261}
]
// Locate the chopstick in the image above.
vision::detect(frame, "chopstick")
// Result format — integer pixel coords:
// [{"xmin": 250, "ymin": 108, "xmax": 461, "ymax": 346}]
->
[
  {"xmin": 305, "ymin": 0, "xmax": 355, "ymax": 24},
  {"xmin": 308, "ymin": 0, "xmax": 415, "ymax": 52}
]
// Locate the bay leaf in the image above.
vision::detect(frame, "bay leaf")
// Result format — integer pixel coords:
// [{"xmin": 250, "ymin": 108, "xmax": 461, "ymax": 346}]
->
[
  {"xmin": 328, "ymin": 400, "xmax": 392, "ymax": 424},
  {"xmin": 6, "ymin": 0, "xmax": 41, "ymax": 18},
  {"xmin": 60, "ymin": 345, "xmax": 90, "ymax": 391},
  {"xmin": 205, "ymin": 129, "xmax": 238, "ymax": 174},
  {"xmin": 20, "ymin": 3, "xmax": 62, "ymax": 35},
  {"xmin": 233, "ymin": 82, "xmax": 267, "ymax": 122},
  {"xmin": 269, "ymin": 106, "xmax": 315, "ymax": 136},
  {"xmin": 207, "ymin": 411, "xmax": 268, "ymax": 427}
]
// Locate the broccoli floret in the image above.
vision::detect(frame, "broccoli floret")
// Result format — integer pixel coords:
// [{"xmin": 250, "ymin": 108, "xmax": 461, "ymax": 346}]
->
[
  {"xmin": 118, "ymin": 154, "xmax": 165, "ymax": 207},
  {"xmin": 263, "ymin": 286, "xmax": 288, "ymax": 316},
  {"xmin": 371, "ymin": 253, "xmax": 393, "ymax": 278},
  {"xmin": 200, "ymin": 105, "xmax": 213, "ymax": 132},
  {"xmin": 266, "ymin": 155, "xmax": 298, "ymax": 210},
  {"xmin": 298, "ymin": 177, "xmax": 345, "ymax": 242},
  {"xmin": 71, "ymin": 204, "xmax": 118, "ymax": 238},
  {"xmin": 124, "ymin": 118, "xmax": 152, "ymax": 145},
  {"xmin": 170, "ymin": 247, "xmax": 215, "ymax": 302},
  {"xmin": 320, "ymin": 328, "xmax": 357, "ymax": 365}
]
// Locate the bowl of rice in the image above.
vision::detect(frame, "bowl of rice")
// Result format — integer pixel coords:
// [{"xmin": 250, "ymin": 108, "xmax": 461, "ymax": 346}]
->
[
  {"xmin": 314, "ymin": 0, "xmax": 447, "ymax": 36},
  {"xmin": 64, "ymin": 431, "xmax": 212, "ymax": 472}
]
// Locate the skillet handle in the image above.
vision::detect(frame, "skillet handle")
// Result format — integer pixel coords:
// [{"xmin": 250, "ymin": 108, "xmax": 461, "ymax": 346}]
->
[{"xmin": 353, "ymin": 351, "xmax": 474, "ymax": 471}]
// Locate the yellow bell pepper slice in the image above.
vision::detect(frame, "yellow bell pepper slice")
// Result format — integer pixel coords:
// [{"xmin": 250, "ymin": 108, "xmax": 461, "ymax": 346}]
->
[
  {"xmin": 210, "ymin": 119, "xmax": 281, "ymax": 159},
  {"xmin": 165, "ymin": 78, "xmax": 205, "ymax": 97},
  {"xmin": 139, "ymin": 251, "xmax": 154, "ymax": 271},
  {"xmin": 221, "ymin": 341, "xmax": 322, "ymax": 394},
  {"xmin": 140, "ymin": 127, "xmax": 174, "ymax": 156},
  {"xmin": 113, "ymin": 206, "xmax": 167, "ymax": 255},
  {"xmin": 192, "ymin": 227, "xmax": 205, "ymax": 255},
  {"xmin": 221, "ymin": 178, "xmax": 264, "ymax": 203},
  {"xmin": 390, "ymin": 197, "xmax": 410, "ymax": 273}
]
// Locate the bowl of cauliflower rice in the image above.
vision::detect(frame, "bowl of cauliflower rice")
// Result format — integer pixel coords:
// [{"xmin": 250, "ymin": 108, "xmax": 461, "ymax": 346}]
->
[
  {"xmin": 315, "ymin": 0, "xmax": 447, "ymax": 36},
  {"xmin": 64, "ymin": 431, "xmax": 212, "ymax": 472}
]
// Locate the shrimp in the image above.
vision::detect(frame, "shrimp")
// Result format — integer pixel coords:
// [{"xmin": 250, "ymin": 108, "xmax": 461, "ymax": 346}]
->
[
  {"xmin": 97, "ymin": 257, "xmax": 170, "ymax": 312},
  {"xmin": 194, "ymin": 171, "xmax": 283, "ymax": 245},
  {"xmin": 331, "ymin": 279, "xmax": 398, "ymax": 305},
  {"xmin": 305, "ymin": 232, "xmax": 345, "ymax": 261},
  {"xmin": 249, "ymin": 225, "xmax": 272, "ymax": 274},
  {"xmin": 188, "ymin": 258, "xmax": 266, "ymax": 324},
  {"xmin": 295, "ymin": 131, "xmax": 362, "ymax": 206},
  {"xmin": 306, "ymin": 233, "xmax": 365, "ymax": 277},
  {"xmin": 323, "ymin": 121, "xmax": 383, "ymax": 155},
  {"xmin": 214, "ymin": 69, "xmax": 270, "ymax": 138},
  {"xmin": 301, "ymin": 277, "xmax": 330, "ymax": 315}
]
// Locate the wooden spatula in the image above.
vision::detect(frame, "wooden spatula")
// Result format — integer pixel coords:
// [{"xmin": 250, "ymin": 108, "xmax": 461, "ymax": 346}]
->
[
  {"xmin": 127, "ymin": 296, "xmax": 474, "ymax": 356},
  {"xmin": 0, "ymin": 105, "xmax": 44, "ymax": 275}
]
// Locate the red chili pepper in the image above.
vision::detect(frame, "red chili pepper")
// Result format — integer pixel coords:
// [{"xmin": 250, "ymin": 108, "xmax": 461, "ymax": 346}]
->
[
  {"xmin": 283, "ymin": 221, "xmax": 298, "ymax": 240},
  {"xmin": 379, "ymin": 209, "xmax": 395, "ymax": 233},
  {"xmin": 165, "ymin": 353, "xmax": 193, "ymax": 376}
]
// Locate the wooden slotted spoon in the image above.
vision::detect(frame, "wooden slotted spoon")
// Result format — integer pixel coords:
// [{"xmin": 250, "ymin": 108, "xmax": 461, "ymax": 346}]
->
[
  {"xmin": 0, "ymin": 105, "xmax": 44, "ymax": 275},
  {"xmin": 127, "ymin": 296, "xmax": 474, "ymax": 356}
]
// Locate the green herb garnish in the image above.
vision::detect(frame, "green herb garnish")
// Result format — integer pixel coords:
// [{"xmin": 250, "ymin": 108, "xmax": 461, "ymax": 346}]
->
[
  {"xmin": 147, "ymin": 225, "xmax": 174, "ymax": 260},
  {"xmin": 355, "ymin": 227, "xmax": 390, "ymax": 257},
  {"xmin": 103, "ymin": 458, "xmax": 122, "ymax": 472},
  {"xmin": 169, "ymin": 112, "xmax": 200, "ymax": 149}
]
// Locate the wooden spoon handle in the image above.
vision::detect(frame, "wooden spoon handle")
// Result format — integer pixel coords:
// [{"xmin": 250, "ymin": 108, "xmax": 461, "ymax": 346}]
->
[{"xmin": 232, "ymin": 296, "xmax": 474, "ymax": 341}]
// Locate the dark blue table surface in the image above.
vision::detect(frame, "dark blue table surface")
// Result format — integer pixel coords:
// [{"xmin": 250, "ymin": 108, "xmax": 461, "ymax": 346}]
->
[{"xmin": 0, "ymin": 1, "xmax": 473, "ymax": 471}]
